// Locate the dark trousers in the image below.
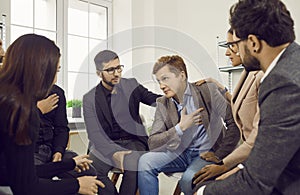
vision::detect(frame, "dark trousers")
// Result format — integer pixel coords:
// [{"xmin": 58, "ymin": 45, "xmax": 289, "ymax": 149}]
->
[
  {"xmin": 34, "ymin": 148, "xmax": 97, "ymax": 195},
  {"xmin": 34, "ymin": 148, "xmax": 97, "ymax": 179},
  {"xmin": 89, "ymin": 139, "xmax": 147, "ymax": 195}
]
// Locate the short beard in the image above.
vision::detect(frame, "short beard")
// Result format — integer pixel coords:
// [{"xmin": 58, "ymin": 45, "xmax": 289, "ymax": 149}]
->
[
  {"xmin": 101, "ymin": 73, "xmax": 116, "ymax": 88},
  {"xmin": 102, "ymin": 78, "xmax": 115, "ymax": 87},
  {"xmin": 243, "ymin": 46, "xmax": 261, "ymax": 72}
]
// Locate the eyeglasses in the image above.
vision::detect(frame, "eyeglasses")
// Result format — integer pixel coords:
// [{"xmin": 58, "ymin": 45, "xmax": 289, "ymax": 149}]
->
[
  {"xmin": 228, "ymin": 37, "xmax": 250, "ymax": 54},
  {"xmin": 226, "ymin": 39, "xmax": 244, "ymax": 53},
  {"xmin": 101, "ymin": 65, "xmax": 124, "ymax": 75}
]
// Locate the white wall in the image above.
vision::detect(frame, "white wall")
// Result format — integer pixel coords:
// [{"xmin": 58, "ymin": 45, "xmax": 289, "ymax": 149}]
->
[
  {"xmin": 111, "ymin": 0, "xmax": 300, "ymax": 124},
  {"xmin": 284, "ymin": 0, "xmax": 300, "ymax": 41},
  {"xmin": 112, "ymin": 0, "xmax": 133, "ymax": 76},
  {"xmin": 113, "ymin": 0, "xmax": 300, "ymax": 84}
]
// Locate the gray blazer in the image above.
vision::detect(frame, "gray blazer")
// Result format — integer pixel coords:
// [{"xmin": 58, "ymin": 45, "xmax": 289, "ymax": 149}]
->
[
  {"xmin": 148, "ymin": 82, "xmax": 240, "ymax": 159},
  {"xmin": 83, "ymin": 78, "xmax": 159, "ymax": 159},
  {"xmin": 199, "ymin": 42, "xmax": 300, "ymax": 195}
]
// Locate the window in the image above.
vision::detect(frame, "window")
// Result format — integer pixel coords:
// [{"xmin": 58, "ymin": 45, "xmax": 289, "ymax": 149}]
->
[
  {"xmin": 10, "ymin": 0, "xmax": 57, "ymax": 43},
  {"xmin": 67, "ymin": 0, "xmax": 109, "ymax": 100},
  {"xmin": 9, "ymin": 0, "xmax": 112, "ymax": 102}
]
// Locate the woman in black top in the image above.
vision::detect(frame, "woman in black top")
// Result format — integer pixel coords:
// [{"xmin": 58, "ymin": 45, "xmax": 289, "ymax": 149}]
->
[{"xmin": 0, "ymin": 34, "xmax": 104, "ymax": 195}]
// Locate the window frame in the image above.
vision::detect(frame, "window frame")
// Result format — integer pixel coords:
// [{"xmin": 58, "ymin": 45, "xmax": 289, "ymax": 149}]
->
[{"xmin": 8, "ymin": 0, "xmax": 112, "ymax": 100}]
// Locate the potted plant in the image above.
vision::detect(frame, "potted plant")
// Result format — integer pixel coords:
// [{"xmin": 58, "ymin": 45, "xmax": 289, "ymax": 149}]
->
[{"xmin": 67, "ymin": 99, "xmax": 82, "ymax": 118}]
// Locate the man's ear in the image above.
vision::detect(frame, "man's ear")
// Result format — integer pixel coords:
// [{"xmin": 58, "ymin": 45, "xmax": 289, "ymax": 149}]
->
[
  {"xmin": 248, "ymin": 34, "xmax": 261, "ymax": 53},
  {"xmin": 180, "ymin": 71, "xmax": 187, "ymax": 81},
  {"xmin": 96, "ymin": 70, "xmax": 102, "ymax": 78}
]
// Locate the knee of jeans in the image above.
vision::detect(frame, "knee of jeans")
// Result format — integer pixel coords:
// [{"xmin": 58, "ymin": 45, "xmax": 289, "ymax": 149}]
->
[
  {"xmin": 138, "ymin": 154, "xmax": 151, "ymax": 171},
  {"xmin": 179, "ymin": 170, "xmax": 193, "ymax": 192}
]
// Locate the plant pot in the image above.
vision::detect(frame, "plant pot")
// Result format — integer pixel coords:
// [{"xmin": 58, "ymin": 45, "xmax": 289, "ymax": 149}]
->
[{"xmin": 72, "ymin": 107, "xmax": 81, "ymax": 118}]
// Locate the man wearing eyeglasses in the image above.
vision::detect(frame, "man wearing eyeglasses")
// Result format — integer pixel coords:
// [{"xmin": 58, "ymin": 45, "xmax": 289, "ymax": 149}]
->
[
  {"xmin": 194, "ymin": 0, "xmax": 300, "ymax": 194},
  {"xmin": 83, "ymin": 50, "xmax": 160, "ymax": 195}
]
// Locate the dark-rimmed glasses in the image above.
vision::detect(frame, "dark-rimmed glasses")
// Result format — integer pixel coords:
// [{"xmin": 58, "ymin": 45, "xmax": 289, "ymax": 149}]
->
[
  {"xmin": 101, "ymin": 65, "xmax": 124, "ymax": 75},
  {"xmin": 226, "ymin": 39, "xmax": 244, "ymax": 53}
]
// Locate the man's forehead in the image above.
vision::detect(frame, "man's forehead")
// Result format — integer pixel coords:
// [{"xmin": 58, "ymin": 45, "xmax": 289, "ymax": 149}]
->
[{"xmin": 103, "ymin": 58, "xmax": 120, "ymax": 68}]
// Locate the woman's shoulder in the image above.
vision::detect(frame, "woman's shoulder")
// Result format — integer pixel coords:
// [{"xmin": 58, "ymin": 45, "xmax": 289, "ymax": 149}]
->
[{"xmin": 249, "ymin": 70, "xmax": 264, "ymax": 80}]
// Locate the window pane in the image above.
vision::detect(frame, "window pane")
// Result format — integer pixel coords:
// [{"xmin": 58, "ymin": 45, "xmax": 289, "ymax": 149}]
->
[
  {"xmin": 89, "ymin": 4, "xmax": 107, "ymax": 39},
  {"xmin": 11, "ymin": 0, "xmax": 33, "ymax": 27},
  {"xmin": 68, "ymin": 0, "xmax": 88, "ymax": 36},
  {"xmin": 10, "ymin": 25, "xmax": 33, "ymax": 43},
  {"xmin": 68, "ymin": 35, "xmax": 88, "ymax": 72},
  {"xmin": 34, "ymin": 29, "xmax": 56, "ymax": 43},
  {"xmin": 89, "ymin": 73, "xmax": 100, "ymax": 90},
  {"xmin": 67, "ymin": 72, "xmax": 89, "ymax": 100},
  {"xmin": 35, "ymin": 0, "xmax": 56, "ymax": 31},
  {"xmin": 89, "ymin": 38, "xmax": 107, "ymax": 73}
]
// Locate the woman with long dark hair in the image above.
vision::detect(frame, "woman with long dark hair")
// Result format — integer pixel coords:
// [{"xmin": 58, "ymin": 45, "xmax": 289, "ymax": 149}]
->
[{"xmin": 0, "ymin": 34, "xmax": 104, "ymax": 195}]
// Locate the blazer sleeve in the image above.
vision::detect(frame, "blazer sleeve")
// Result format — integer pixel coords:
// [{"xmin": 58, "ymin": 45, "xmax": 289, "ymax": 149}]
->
[
  {"xmin": 51, "ymin": 86, "xmax": 70, "ymax": 155},
  {"xmin": 83, "ymin": 92, "xmax": 124, "ymax": 158},
  {"xmin": 136, "ymin": 82, "xmax": 160, "ymax": 106},
  {"xmin": 223, "ymin": 71, "xmax": 263, "ymax": 168},
  {"xmin": 2, "ymin": 112, "xmax": 79, "ymax": 195},
  {"xmin": 223, "ymin": 103, "xmax": 259, "ymax": 169},
  {"xmin": 148, "ymin": 99, "xmax": 181, "ymax": 151},
  {"xmin": 203, "ymin": 83, "xmax": 240, "ymax": 159},
  {"xmin": 203, "ymin": 70, "xmax": 300, "ymax": 195},
  {"xmin": 36, "ymin": 158, "xmax": 76, "ymax": 178}
]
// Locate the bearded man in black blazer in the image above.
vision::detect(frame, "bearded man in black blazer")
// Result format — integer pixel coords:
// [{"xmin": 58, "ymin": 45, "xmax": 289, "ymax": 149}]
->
[
  {"xmin": 83, "ymin": 50, "xmax": 159, "ymax": 195},
  {"xmin": 194, "ymin": 0, "xmax": 300, "ymax": 194}
]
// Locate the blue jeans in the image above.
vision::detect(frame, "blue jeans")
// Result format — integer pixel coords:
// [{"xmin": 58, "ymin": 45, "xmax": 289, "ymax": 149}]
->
[
  {"xmin": 138, "ymin": 150, "xmax": 213, "ymax": 195},
  {"xmin": 179, "ymin": 157, "xmax": 213, "ymax": 195}
]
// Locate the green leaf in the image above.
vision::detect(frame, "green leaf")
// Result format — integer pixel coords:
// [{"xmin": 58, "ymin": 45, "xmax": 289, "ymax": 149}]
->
[{"xmin": 67, "ymin": 99, "xmax": 82, "ymax": 108}]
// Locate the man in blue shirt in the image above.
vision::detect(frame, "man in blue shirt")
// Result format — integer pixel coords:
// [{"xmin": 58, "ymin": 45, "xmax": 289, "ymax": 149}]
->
[{"xmin": 138, "ymin": 55, "xmax": 240, "ymax": 195}]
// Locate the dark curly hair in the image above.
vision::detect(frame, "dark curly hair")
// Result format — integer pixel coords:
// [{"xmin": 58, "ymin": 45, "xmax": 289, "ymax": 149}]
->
[{"xmin": 230, "ymin": 0, "xmax": 295, "ymax": 47}]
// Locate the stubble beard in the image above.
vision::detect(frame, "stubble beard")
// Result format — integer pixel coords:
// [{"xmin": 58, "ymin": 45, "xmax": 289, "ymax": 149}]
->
[{"xmin": 242, "ymin": 46, "xmax": 261, "ymax": 72}]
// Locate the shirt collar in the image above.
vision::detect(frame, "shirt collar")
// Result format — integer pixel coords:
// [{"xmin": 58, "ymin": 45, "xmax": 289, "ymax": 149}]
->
[
  {"xmin": 171, "ymin": 82, "xmax": 192, "ymax": 105},
  {"xmin": 260, "ymin": 48, "xmax": 286, "ymax": 83},
  {"xmin": 100, "ymin": 82, "xmax": 113, "ymax": 97}
]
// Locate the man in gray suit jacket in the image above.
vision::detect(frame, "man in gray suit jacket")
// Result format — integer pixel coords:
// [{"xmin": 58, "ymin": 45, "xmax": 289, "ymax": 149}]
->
[
  {"xmin": 138, "ymin": 55, "xmax": 240, "ymax": 195},
  {"xmin": 194, "ymin": 0, "xmax": 300, "ymax": 194}
]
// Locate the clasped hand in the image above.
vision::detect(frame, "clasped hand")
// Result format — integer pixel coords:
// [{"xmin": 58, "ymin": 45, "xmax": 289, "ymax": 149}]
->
[
  {"xmin": 179, "ymin": 107, "xmax": 204, "ymax": 131},
  {"xmin": 74, "ymin": 155, "xmax": 105, "ymax": 195},
  {"xmin": 192, "ymin": 152, "xmax": 228, "ymax": 185},
  {"xmin": 193, "ymin": 164, "xmax": 228, "ymax": 185},
  {"xmin": 200, "ymin": 151, "xmax": 220, "ymax": 163},
  {"xmin": 73, "ymin": 154, "xmax": 93, "ymax": 173},
  {"xmin": 77, "ymin": 176, "xmax": 105, "ymax": 195}
]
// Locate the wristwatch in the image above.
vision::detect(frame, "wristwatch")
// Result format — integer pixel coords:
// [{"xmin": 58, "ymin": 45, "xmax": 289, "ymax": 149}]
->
[{"xmin": 237, "ymin": 163, "xmax": 244, "ymax": 169}]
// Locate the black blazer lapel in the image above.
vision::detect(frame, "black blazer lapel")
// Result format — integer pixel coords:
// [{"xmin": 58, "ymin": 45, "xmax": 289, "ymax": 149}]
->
[{"xmin": 95, "ymin": 83, "xmax": 113, "ymax": 127}]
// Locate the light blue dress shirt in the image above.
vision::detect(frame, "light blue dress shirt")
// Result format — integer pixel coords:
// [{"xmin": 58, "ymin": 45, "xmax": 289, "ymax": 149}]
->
[{"xmin": 173, "ymin": 83, "xmax": 212, "ymax": 153}]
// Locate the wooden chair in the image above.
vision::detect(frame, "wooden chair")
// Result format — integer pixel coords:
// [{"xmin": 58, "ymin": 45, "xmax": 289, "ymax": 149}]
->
[
  {"xmin": 110, "ymin": 167, "xmax": 122, "ymax": 185},
  {"xmin": 66, "ymin": 131, "xmax": 79, "ymax": 150}
]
